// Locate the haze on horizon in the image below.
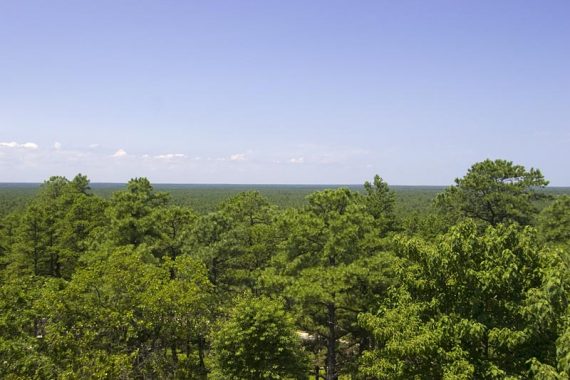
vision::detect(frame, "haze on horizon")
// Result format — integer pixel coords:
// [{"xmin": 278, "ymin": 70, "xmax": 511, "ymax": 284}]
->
[{"xmin": 1, "ymin": 1, "xmax": 569, "ymax": 185}]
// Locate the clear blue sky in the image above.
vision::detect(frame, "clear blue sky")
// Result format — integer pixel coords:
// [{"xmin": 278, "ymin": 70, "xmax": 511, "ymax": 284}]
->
[{"xmin": 1, "ymin": 1, "xmax": 569, "ymax": 185}]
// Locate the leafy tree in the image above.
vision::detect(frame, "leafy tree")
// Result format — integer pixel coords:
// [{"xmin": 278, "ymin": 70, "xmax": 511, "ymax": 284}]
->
[
  {"xmin": 400, "ymin": 210, "xmax": 450, "ymax": 239},
  {"xmin": 435, "ymin": 159, "xmax": 549, "ymax": 226},
  {"xmin": 1, "ymin": 167, "xmax": 569, "ymax": 379},
  {"xmin": 191, "ymin": 191, "xmax": 278, "ymax": 293},
  {"xmin": 538, "ymin": 195, "xmax": 570, "ymax": 247},
  {"xmin": 362, "ymin": 175, "xmax": 397, "ymax": 233},
  {"xmin": 268, "ymin": 189, "xmax": 395, "ymax": 379},
  {"xmin": 107, "ymin": 177, "xmax": 169, "ymax": 246},
  {"xmin": 10, "ymin": 203, "xmax": 50, "ymax": 277},
  {"xmin": 210, "ymin": 295, "xmax": 308, "ymax": 379},
  {"xmin": 191, "ymin": 211, "xmax": 233, "ymax": 287},
  {"xmin": 141, "ymin": 255, "xmax": 214, "ymax": 377},
  {"xmin": 53, "ymin": 191, "xmax": 107, "ymax": 279},
  {"xmin": 527, "ymin": 247, "xmax": 570, "ymax": 378},
  {"xmin": 6, "ymin": 174, "xmax": 105, "ymax": 279},
  {"xmin": 0, "ymin": 213, "xmax": 19, "ymax": 270},
  {"xmin": 360, "ymin": 221, "xmax": 569, "ymax": 379},
  {"xmin": 40, "ymin": 246, "xmax": 213, "ymax": 378},
  {"xmin": 150, "ymin": 205, "xmax": 197, "ymax": 263},
  {"xmin": 0, "ymin": 275, "xmax": 58, "ymax": 379}
]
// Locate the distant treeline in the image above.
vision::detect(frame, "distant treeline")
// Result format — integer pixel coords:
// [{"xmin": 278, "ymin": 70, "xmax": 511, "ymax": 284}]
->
[{"xmin": 2, "ymin": 182, "xmax": 568, "ymax": 218}]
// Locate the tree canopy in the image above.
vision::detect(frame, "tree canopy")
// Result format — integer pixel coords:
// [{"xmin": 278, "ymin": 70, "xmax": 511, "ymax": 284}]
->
[
  {"xmin": 436, "ymin": 159, "xmax": 549, "ymax": 226},
  {"xmin": 0, "ymin": 159, "xmax": 568, "ymax": 379}
]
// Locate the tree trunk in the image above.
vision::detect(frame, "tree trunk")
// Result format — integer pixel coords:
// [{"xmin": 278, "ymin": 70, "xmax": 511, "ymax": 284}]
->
[
  {"xmin": 54, "ymin": 253, "xmax": 62, "ymax": 278},
  {"xmin": 326, "ymin": 303, "xmax": 337, "ymax": 380},
  {"xmin": 198, "ymin": 336, "xmax": 207, "ymax": 378},
  {"xmin": 171, "ymin": 341, "xmax": 178, "ymax": 364},
  {"xmin": 33, "ymin": 246, "xmax": 39, "ymax": 276}
]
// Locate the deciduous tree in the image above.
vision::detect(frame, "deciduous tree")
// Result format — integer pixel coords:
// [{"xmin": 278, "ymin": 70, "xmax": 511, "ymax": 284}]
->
[
  {"xmin": 360, "ymin": 221, "xmax": 569, "ymax": 379},
  {"xmin": 210, "ymin": 295, "xmax": 308, "ymax": 379}
]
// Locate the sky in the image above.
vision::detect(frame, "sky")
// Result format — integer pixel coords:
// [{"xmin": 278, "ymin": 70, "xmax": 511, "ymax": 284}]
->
[{"xmin": 1, "ymin": 1, "xmax": 569, "ymax": 185}]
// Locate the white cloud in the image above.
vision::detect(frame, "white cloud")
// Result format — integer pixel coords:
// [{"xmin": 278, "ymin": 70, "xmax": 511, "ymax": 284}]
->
[
  {"xmin": 53, "ymin": 142, "xmax": 62, "ymax": 150},
  {"xmin": 22, "ymin": 142, "xmax": 39, "ymax": 149},
  {"xmin": 289, "ymin": 157, "xmax": 304, "ymax": 164},
  {"xmin": 230, "ymin": 153, "xmax": 246, "ymax": 161},
  {"xmin": 0, "ymin": 141, "xmax": 39, "ymax": 149},
  {"xmin": 112, "ymin": 149, "xmax": 128, "ymax": 158},
  {"xmin": 154, "ymin": 153, "xmax": 185, "ymax": 160},
  {"xmin": 88, "ymin": 143, "xmax": 99, "ymax": 149}
]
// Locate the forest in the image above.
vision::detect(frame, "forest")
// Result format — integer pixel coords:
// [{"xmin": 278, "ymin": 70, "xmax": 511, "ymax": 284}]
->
[{"xmin": 1, "ymin": 158, "xmax": 570, "ymax": 379}]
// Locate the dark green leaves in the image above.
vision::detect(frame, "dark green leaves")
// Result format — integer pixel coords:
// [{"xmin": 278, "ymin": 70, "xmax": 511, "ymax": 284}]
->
[{"xmin": 436, "ymin": 159, "xmax": 549, "ymax": 226}]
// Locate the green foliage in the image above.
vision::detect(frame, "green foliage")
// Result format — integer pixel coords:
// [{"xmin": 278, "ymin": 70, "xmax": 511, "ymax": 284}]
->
[
  {"xmin": 267, "ymin": 188, "xmax": 397, "ymax": 378},
  {"xmin": 360, "ymin": 221, "xmax": 570, "ymax": 379},
  {"xmin": 0, "ymin": 275, "xmax": 58, "ymax": 378},
  {"xmin": 210, "ymin": 295, "xmax": 308, "ymax": 380},
  {"xmin": 149, "ymin": 205, "xmax": 197, "ymax": 261},
  {"xmin": 538, "ymin": 195, "xmax": 570, "ymax": 246},
  {"xmin": 362, "ymin": 175, "xmax": 397, "ymax": 233},
  {"xmin": 0, "ymin": 163, "xmax": 569, "ymax": 378},
  {"xmin": 40, "ymin": 246, "xmax": 213, "ymax": 378},
  {"xmin": 6, "ymin": 175, "xmax": 106, "ymax": 279},
  {"xmin": 107, "ymin": 177, "xmax": 169, "ymax": 246},
  {"xmin": 191, "ymin": 191, "xmax": 279, "ymax": 293},
  {"xmin": 436, "ymin": 159, "xmax": 549, "ymax": 226}
]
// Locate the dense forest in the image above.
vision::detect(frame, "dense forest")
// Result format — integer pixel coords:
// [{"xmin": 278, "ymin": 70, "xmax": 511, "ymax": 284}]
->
[{"xmin": 1, "ymin": 159, "xmax": 570, "ymax": 379}]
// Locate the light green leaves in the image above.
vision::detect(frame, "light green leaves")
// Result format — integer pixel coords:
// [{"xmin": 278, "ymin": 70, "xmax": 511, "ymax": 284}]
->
[{"xmin": 210, "ymin": 295, "xmax": 308, "ymax": 380}]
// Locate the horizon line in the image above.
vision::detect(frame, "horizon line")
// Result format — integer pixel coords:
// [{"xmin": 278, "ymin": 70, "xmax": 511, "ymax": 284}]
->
[{"xmin": 1, "ymin": 182, "xmax": 570, "ymax": 188}]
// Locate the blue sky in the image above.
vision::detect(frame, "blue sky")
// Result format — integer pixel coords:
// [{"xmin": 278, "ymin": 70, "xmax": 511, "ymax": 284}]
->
[{"xmin": 1, "ymin": 1, "xmax": 569, "ymax": 185}]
